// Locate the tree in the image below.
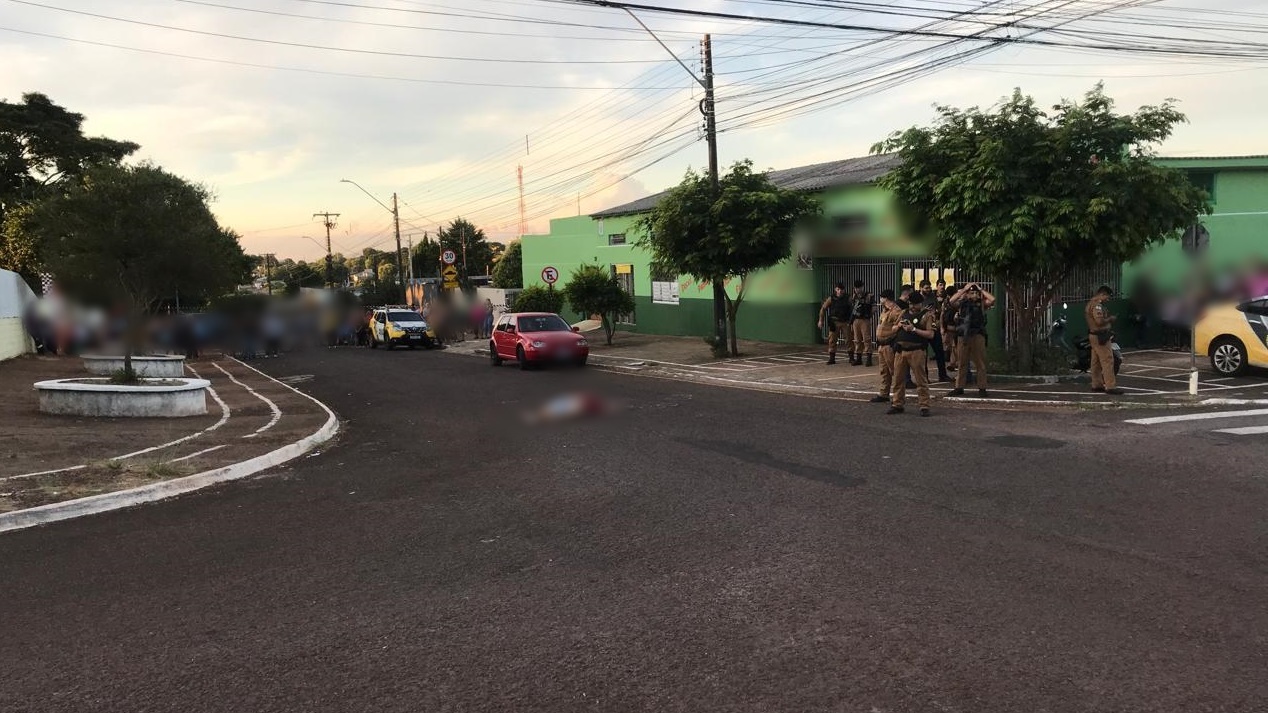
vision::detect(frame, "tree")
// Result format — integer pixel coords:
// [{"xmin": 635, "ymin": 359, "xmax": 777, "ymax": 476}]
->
[
  {"xmin": 29, "ymin": 163, "xmax": 245, "ymax": 378},
  {"xmin": 636, "ymin": 160, "xmax": 820, "ymax": 356},
  {"xmin": 438, "ymin": 218, "xmax": 494, "ymax": 278},
  {"xmin": 561, "ymin": 264, "xmax": 635, "ymax": 345},
  {"xmin": 0, "ymin": 92, "xmax": 139, "ymax": 287},
  {"xmin": 511, "ymin": 285, "xmax": 564, "ymax": 314},
  {"xmin": 412, "ymin": 233, "xmax": 440, "ymax": 278},
  {"xmin": 492, "ymin": 240, "xmax": 523, "ymax": 288},
  {"xmin": 874, "ymin": 85, "xmax": 1210, "ymax": 371}
]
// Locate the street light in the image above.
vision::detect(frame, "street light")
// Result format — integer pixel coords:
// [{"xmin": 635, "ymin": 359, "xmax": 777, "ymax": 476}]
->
[{"xmin": 340, "ymin": 179, "xmax": 405, "ymax": 298}]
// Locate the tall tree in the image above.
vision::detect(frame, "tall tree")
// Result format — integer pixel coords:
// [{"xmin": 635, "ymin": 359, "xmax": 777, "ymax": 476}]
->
[
  {"xmin": 561, "ymin": 264, "xmax": 635, "ymax": 345},
  {"xmin": 0, "ymin": 92, "xmax": 139, "ymax": 286},
  {"xmin": 636, "ymin": 160, "xmax": 819, "ymax": 356},
  {"xmin": 412, "ymin": 233, "xmax": 440, "ymax": 278},
  {"xmin": 875, "ymin": 85, "xmax": 1210, "ymax": 371},
  {"xmin": 29, "ymin": 162, "xmax": 245, "ymax": 378},
  {"xmin": 438, "ymin": 218, "xmax": 494, "ymax": 279},
  {"xmin": 491, "ymin": 240, "xmax": 523, "ymax": 288}
]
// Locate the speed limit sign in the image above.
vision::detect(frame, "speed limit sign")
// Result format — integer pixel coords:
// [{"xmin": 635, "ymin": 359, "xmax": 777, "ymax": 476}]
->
[
  {"xmin": 441, "ymin": 249, "xmax": 457, "ymax": 265},
  {"xmin": 541, "ymin": 266, "xmax": 559, "ymax": 284}
]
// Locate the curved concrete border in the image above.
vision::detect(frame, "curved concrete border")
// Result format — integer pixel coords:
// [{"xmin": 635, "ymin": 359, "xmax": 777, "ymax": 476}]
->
[
  {"xmin": 1, "ymin": 362, "xmax": 339, "ymax": 534},
  {"xmin": 83, "ymin": 355, "xmax": 186, "ymax": 378},
  {"xmin": 35, "ymin": 377, "xmax": 210, "ymax": 417}
]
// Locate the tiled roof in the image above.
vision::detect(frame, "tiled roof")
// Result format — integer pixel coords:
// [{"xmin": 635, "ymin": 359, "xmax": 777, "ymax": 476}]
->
[{"xmin": 591, "ymin": 153, "xmax": 901, "ymax": 219}]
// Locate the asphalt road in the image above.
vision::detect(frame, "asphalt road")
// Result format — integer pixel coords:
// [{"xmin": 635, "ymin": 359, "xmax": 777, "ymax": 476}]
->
[{"xmin": 2, "ymin": 346, "xmax": 1265, "ymax": 713}]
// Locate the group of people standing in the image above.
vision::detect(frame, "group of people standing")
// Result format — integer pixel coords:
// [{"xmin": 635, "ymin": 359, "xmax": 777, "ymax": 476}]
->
[{"xmin": 819, "ymin": 279, "xmax": 995, "ymax": 416}]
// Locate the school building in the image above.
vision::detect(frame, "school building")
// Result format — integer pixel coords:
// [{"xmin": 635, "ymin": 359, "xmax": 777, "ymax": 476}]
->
[{"xmin": 519, "ymin": 153, "xmax": 1268, "ymax": 348}]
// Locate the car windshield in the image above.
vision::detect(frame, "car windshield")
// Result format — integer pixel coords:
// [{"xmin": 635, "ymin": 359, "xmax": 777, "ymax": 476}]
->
[
  {"xmin": 388, "ymin": 312, "xmax": 424, "ymax": 322},
  {"xmin": 517, "ymin": 315, "xmax": 570, "ymax": 333}
]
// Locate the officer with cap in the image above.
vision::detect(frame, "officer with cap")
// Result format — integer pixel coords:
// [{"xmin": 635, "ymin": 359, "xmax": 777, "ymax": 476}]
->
[
  {"xmin": 869, "ymin": 289, "xmax": 901, "ymax": 404},
  {"xmin": 1086, "ymin": 285, "xmax": 1124, "ymax": 395},
  {"xmin": 889, "ymin": 291, "xmax": 936, "ymax": 416}
]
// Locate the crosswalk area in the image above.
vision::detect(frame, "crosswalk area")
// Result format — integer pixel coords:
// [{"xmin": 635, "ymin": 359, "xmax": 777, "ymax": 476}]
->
[
  {"xmin": 1124, "ymin": 408, "xmax": 1268, "ymax": 436},
  {"xmin": 684, "ymin": 351, "xmax": 827, "ymax": 373}
]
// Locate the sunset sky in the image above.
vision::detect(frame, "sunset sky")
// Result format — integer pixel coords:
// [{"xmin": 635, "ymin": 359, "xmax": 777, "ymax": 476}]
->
[{"xmin": 5, "ymin": 0, "xmax": 1267, "ymax": 261}]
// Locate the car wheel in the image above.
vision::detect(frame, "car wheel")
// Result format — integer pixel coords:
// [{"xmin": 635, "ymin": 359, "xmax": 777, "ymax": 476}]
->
[
  {"xmin": 575, "ymin": 356, "xmax": 587, "ymax": 368},
  {"xmin": 1209, "ymin": 337, "xmax": 1248, "ymax": 376},
  {"xmin": 517, "ymin": 345, "xmax": 532, "ymax": 370},
  {"xmin": 369, "ymin": 335, "xmax": 378, "ymax": 349},
  {"xmin": 386, "ymin": 339, "xmax": 396, "ymax": 351},
  {"xmin": 490, "ymin": 342, "xmax": 502, "ymax": 366}
]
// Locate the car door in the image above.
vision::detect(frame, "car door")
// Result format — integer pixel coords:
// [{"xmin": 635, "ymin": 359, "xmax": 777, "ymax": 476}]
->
[
  {"xmin": 1240, "ymin": 299, "xmax": 1268, "ymax": 366},
  {"xmin": 374, "ymin": 311, "xmax": 387, "ymax": 342},
  {"xmin": 493, "ymin": 316, "xmax": 511, "ymax": 357}
]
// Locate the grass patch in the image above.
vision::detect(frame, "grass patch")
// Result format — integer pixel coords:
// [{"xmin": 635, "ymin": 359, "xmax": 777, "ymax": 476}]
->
[{"xmin": 144, "ymin": 460, "xmax": 188, "ymax": 479}]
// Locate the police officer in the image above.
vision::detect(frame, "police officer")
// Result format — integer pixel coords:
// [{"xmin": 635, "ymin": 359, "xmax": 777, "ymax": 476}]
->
[
  {"xmin": 848, "ymin": 280, "xmax": 874, "ymax": 366},
  {"xmin": 889, "ymin": 292, "xmax": 935, "ymax": 416},
  {"xmin": 817, "ymin": 282, "xmax": 852, "ymax": 365},
  {"xmin": 947, "ymin": 283, "xmax": 995, "ymax": 397},
  {"xmin": 1086, "ymin": 285, "xmax": 1124, "ymax": 395},
  {"xmin": 939, "ymin": 283, "xmax": 958, "ymax": 374},
  {"xmin": 869, "ymin": 289, "xmax": 901, "ymax": 404},
  {"xmin": 921, "ymin": 279, "xmax": 951, "ymax": 382}
]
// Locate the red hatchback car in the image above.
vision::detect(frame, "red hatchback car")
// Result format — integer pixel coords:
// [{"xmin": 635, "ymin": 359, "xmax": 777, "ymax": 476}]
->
[{"xmin": 490, "ymin": 312, "xmax": 589, "ymax": 369}]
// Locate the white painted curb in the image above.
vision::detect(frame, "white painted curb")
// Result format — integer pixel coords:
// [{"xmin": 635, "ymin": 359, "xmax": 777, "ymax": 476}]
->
[{"xmin": 0, "ymin": 358, "xmax": 340, "ymax": 534}]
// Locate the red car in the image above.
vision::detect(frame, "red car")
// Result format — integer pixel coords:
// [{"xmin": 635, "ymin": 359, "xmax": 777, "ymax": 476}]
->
[{"xmin": 490, "ymin": 312, "xmax": 589, "ymax": 369}]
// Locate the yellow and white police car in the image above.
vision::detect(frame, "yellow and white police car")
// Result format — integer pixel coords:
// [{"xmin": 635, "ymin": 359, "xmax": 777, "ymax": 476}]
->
[
  {"xmin": 369, "ymin": 307, "xmax": 437, "ymax": 350},
  {"xmin": 1195, "ymin": 296, "xmax": 1268, "ymax": 376}
]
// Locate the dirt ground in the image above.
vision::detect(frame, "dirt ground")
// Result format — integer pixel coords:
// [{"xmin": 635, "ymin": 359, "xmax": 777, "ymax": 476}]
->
[{"xmin": 0, "ymin": 353, "xmax": 331, "ymax": 513}]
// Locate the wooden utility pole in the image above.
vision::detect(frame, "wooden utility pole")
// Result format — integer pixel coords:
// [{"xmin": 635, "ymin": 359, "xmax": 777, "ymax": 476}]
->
[
  {"xmin": 312, "ymin": 211, "xmax": 339, "ymax": 289},
  {"xmin": 702, "ymin": 34, "xmax": 726, "ymax": 350}
]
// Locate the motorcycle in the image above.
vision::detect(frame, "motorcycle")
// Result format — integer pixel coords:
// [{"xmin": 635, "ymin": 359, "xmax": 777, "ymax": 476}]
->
[{"xmin": 1049, "ymin": 305, "xmax": 1122, "ymax": 375}]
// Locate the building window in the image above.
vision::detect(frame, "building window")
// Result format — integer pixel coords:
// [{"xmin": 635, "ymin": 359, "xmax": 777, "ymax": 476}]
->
[
  {"xmin": 1188, "ymin": 171, "xmax": 1216, "ymax": 203},
  {"xmin": 608, "ymin": 233, "xmax": 627, "ymax": 246},
  {"xmin": 831, "ymin": 214, "xmax": 869, "ymax": 233}
]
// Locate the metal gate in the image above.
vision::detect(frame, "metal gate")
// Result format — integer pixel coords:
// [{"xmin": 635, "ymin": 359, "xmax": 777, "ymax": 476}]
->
[{"xmin": 814, "ymin": 259, "xmax": 897, "ymax": 342}]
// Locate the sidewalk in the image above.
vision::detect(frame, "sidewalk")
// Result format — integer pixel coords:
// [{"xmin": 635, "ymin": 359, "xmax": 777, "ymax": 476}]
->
[
  {"xmin": 0, "ymin": 353, "xmax": 336, "ymax": 525},
  {"xmin": 448, "ymin": 331, "xmax": 1268, "ymax": 409}
]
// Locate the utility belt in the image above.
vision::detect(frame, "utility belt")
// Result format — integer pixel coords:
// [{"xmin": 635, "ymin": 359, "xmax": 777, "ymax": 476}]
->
[
  {"xmin": 1091, "ymin": 329, "xmax": 1113, "ymax": 345},
  {"xmin": 892, "ymin": 342, "xmax": 928, "ymax": 354},
  {"xmin": 829, "ymin": 315, "xmax": 853, "ymax": 326}
]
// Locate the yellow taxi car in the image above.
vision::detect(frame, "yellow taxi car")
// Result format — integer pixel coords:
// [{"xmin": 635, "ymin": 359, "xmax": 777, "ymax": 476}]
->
[{"xmin": 1195, "ymin": 296, "xmax": 1268, "ymax": 376}]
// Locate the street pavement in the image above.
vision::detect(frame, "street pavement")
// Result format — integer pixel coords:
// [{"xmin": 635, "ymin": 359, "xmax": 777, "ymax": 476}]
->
[{"xmin": 1, "ymin": 345, "xmax": 1265, "ymax": 712}]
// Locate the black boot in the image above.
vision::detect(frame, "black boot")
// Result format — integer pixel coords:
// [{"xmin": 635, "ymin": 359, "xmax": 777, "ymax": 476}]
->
[
  {"xmin": 845, "ymin": 351, "xmax": 855, "ymax": 365},
  {"xmin": 864, "ymin": 354, "xmax": 872, "ymax": 367},
  {"xmin": 827, "ymin": 354, "xmax": 836, "ymax": 365}
]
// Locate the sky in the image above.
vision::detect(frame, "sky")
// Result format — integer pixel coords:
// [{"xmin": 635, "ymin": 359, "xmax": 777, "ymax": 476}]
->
[{"xmin": 4, "ymin": 0, "xmax": 1268, "ymax": 262}]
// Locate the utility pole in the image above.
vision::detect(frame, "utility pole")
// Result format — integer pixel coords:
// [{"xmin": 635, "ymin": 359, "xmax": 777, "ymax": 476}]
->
[
  {"xmin": 312, "ymin": 211, "xmax": 339, "ymax": 289},
  {"xmin": 263, "ymin": 253, "xmax": 275, "ymax": 296},
  {"xmin": 392, "ymin": 193, "xmax": 405, "ymax": 299},
  {"xmin": 702, "ymin": 34, "xmax": 726, "ymax": 351}
]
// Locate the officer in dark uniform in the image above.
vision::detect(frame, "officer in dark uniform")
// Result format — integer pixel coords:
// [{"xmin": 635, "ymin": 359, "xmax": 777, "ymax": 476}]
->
[
  {"xmin": 817, "ymin": 282, "xmax": 852, "ymax": 365},
  {"xmin": 849, "ymin": 280, "xmax": 874, "ymax": 367},
  {"xmin": 920, "ymin": 279, "xmax": 950, "ymax": 382}
]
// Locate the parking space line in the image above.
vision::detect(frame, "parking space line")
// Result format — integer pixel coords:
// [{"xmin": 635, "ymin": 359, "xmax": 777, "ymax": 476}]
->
[
  {"xmin": 1213, "ymin": 425, "xmax": 1268, "ymax": 435},
  {"xmin": 1125, "ymin": 408, "xmax": 1268, "ymax": 425}
]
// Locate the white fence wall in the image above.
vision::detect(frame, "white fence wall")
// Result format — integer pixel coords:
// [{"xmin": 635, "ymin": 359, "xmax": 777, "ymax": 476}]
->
[{"xmin": 0, "ymin": 270, "xmax": 36, "ymax": 361}]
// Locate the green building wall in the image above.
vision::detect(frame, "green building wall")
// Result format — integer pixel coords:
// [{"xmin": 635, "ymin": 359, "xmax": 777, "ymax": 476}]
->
[{"xmin": 523, "ymin": 157, "xmax": 1268, "ymax": 349}]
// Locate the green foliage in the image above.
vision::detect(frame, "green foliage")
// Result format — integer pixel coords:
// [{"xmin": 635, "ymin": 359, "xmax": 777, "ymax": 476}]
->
[
  {"xmin": 492, "ymin": 240, "xmax": 523, "ymax": 288},
  {"xmin": 511, "ymin": 285, "xmax": 565, "ymax": 314},
  {"xmin": 874, "ymin": 84, "xmax": 1210, "ymax": 371},
  {"xmin": 28, "ymin": 162, "xmax": 245, "ymax": 370},
  {"xmin": 108, "ymin": 368, "xmax": 140, "ymax": 385},
  {"xmin": 411, "ymin": 235, "xmax": 441, "ymax": 278},
  {"xmin": 0, "ymin": 93, "xmax": 139, "ymax": 283},
  {"xmin": 636, "ymin": 159, "xmax": 819, "ymax": 355},
  {"xmin": 437, "ymin": 217, "xmax": 495, "ymax": 278},
  {"xmin": 560, "ymin": 264, "xmax": 635, "ymax": 345}
]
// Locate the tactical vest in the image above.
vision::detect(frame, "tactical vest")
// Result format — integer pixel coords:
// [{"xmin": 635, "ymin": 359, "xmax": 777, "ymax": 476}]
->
[
  {"xmin": 851, "ymin": 292, "xmax": 873, "ymax": 319},
  {"xmin": 958, "ymin": 301, "xmax": 987, "ymax": 336},
  {"xmin": 828, "ymin": 294, "xmax": 851, "ymax": 321},
  {"xmin": 894, "ymin": 309, "xmax": 930, "ymax": 349}
]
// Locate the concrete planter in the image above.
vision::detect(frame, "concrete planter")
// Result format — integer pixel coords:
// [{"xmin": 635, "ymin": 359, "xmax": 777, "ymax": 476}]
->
[
  {"xmin": 34, "ymin": 378, "xmax": 210, "ymax": 418},
  {"xmin": 82, "ymin": 354, "xmax": 186, "ymax": 378}
]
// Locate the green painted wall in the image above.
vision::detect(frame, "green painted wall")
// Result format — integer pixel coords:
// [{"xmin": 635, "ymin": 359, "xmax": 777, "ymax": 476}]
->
[{"xmin": 1125, "ymin": 159, "xmax": 1268, "ymax": 294}]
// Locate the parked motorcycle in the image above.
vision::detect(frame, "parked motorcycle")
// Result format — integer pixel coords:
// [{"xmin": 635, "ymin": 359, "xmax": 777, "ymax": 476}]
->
[{"xmin": 1049, "ymin": 305, "xmax": 1122, "ymax": 375}]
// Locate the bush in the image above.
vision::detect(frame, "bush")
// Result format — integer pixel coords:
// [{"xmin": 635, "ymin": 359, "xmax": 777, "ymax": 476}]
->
[
  {"xmin": 560, "ymin": 264, "xmax": 635, "ymax": 345},
  {"xmin": 511, "ymin": 285, "xmax": 565, "ymax": 314}
]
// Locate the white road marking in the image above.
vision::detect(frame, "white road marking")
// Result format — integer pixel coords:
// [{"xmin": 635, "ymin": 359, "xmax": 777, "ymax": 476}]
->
[
  {"xmin": 213, "ymin": 362, "xmax": 282, "ymax": 438},
  {"xmin": 1124, "ymin": 408, "xmax": 1268, "ymax": 425},
  {"xmin": 171, "ymin": 445, "xmax": 227, "ymax": 463},
  {"xmin": 2, "ymin": 375, "xmax": 233, "ymax": 482},
  {"xmin": 1212, "ymin": 425, "xmax": 1268, "ymax": 435}
]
